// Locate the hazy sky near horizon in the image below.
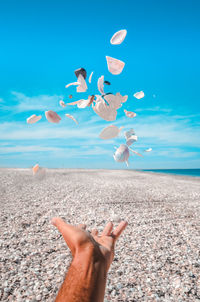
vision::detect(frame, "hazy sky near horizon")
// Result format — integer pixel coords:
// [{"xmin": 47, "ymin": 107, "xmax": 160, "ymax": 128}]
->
[{"xmin": 0, "ymin": 0, "xmax": 200, "ymax": 169}]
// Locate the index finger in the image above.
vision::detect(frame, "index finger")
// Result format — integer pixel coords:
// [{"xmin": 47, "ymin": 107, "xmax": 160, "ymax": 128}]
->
[{"xmin": 111, "ymin": 221, "xmax": 128, "ymax": 241}]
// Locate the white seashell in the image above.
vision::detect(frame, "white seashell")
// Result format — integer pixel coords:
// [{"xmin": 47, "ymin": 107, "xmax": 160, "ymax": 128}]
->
[
  {"xmin": 104, "ymin": 93, "xmax": 128, "ymax": 109},
  {"xmin": 99, "ymin": 125, "xmax": 123, "ymax": 140},
  {"xmin": 97, "ymin": 75, "xmax": 105, "ymax": 95},
  {"xmin": 145, "ymin": 148, "xmax": 152, "ymax": 152},
  {"xmin": 27, "ymin": 114, "xmax": 42, "ymax": 124},
  {"xmin": 126, "ymin": 135, "xmax": 138, "ymax": 146},
  {"xmin": 88, "ymin": 71, "xmax": 94, "ymax": 83},
  {"xmin": 65, "ymin": 113, "xmax": 78, "ymax": 124},
  {"xmin": 106, "ymin": 56, "xmax": 125, "ymax": 75},
  {"xmin": 65, "ymin": 82, "xmax": 80, "ymax": 88},
  {"xmin": 59, "ymin": 100, "xmax": 66, "ymax": 108},
  {"xmin": 113, "ymin": 144, "xmax": 129, "ymax": 164},
  {"xmin": 45, "ymin": 111, "xmax": 61, "ymax": 123},
  {"xmin": 110, "ymin": 29, "xmax": 127, "ymax": 45},
  {"xmin": 76, "ymin": 74, "xmax": 88, "ymax": 92},
  {"xmin": 124, "ymin": 128, "xmax": 135, "ymax": 140},
  {"xmin": 124, "ymin": 109, "xmax": 136, "ymax": 118},
  {"xmin": 92, "ymin": 96, "xmax": 117, "ymax": 121},
  {"xmin": 134, "ymin": 91, "xmax": 145, "ymax": 99}
]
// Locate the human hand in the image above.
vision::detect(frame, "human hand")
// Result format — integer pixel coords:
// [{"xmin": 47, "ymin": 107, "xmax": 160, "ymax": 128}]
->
[{"xmin": 51, "ymin": 217, "xmax": 128, "ymax": 272}]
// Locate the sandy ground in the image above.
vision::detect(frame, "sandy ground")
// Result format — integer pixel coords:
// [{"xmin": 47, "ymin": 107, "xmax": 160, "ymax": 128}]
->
[{"xmin": 0, "ymin": 168, "xmax": 200, "ymax": 302}]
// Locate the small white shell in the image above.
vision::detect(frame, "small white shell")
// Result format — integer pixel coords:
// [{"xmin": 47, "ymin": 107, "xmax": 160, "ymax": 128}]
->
[
  {"xmin": 124, "ymin": 109, "xmax": 136, "ymax": 118},
  {"xmin": 27, "ymin": 114, "xmax": 42, "ymax": 124},
  {"xmin": 59, "ymin": 100, "xmax": 66, "ymax": 108},
  {"xmin": 126, "ymin": 135, "xmax": 138, "ymax": 146},
  {"xmin": 99, "ymin": 125, "xmax": 123, "ymax": 140},
  {"xmin": 97, "ymin": 75, "xmax": 105, "ymax": 95},
  {"xmin": 65, "ymin": 113, "xmax": 78, "ymax": 124},
  {"xmin": 134, "ymin": 91, "xmax": 145, "ymax": 99},
  {"xmin": 65, "ymin": 81, "xmax": 80, "ymax": 88},
  {"xmin": 89, "ymin": 71, "xmax": 94, "ymax": 83},
  {"xmin": 106, "ymin": 56, "xmax": 125, "ymax": 75},
  {"xmin": 76, "ymin": 74, "xmax": 87, "ymax": 93},
  {"xmin": 45, "ymin": 110, "xmax": 61, "ymax": 123},
  {"xmin": 110, "ymin": 29, "xmax": 127, "ymax": 45},
  {"xmin": 145, "ymin": 148, "xmax": 152, "ymax": 152},
  {"xmin": 113, "ymin": 144, "xmax": 129, "ymax": 163}
]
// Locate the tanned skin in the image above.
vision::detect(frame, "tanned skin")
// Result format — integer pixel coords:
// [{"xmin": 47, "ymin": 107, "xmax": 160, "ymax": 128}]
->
[{"xmin": 51, "ymin": 217, "xmax": 128, "ymax": 302}]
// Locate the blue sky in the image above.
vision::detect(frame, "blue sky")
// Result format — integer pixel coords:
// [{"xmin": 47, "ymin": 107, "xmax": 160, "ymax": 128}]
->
[{"xmin": 0, "ymin": 0, "xmax": 200, "ymax": 169}]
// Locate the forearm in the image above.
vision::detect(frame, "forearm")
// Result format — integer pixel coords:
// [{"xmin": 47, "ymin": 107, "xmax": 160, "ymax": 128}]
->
[{"xmin": 55, "ymin": 248, "xmax": 107, "ymax": 302}]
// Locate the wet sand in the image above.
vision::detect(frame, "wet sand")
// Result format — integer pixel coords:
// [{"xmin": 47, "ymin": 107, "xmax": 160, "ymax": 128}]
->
[{"xmin": 1, "ymin": 168, "xmax": 200, "ymax": 301}]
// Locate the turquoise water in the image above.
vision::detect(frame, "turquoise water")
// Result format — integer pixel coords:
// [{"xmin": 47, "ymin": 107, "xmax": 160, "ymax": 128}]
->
[{"xmin": 141, "ymin": 169, "xmax": 200, "ymax": 177}]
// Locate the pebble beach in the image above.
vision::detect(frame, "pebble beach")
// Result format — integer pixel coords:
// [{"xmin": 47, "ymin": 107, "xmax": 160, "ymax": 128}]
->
[{"xmin": 1, "ymin": 168, "xmax": 200, "ymax": 302}]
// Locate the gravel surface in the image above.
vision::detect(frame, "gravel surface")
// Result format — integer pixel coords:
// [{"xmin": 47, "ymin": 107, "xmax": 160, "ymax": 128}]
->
[{"xmin": 0, "ymin": 168, "xmax": 200, "ymax": 302}]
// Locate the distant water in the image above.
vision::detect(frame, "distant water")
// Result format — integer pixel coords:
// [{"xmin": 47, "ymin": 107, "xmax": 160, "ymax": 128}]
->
[{"xmin": 141, "ymin": 169, "xmax": 200, "ymax": 177}]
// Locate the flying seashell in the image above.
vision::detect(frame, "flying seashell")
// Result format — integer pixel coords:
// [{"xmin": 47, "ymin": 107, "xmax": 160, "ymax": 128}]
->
[
  {"xmin": 26, "ymin": 114, "xmax": 42, "ymax": 124},
  {"xmin": 65, "ymin": 113, "xmax": 78, "ymax": 124},
  {"xmin": 88, "ymin": 71, "xmax": 94, "ymax": 83},
  {"xmin": 76, "ymin": 74, "xmax": 87, "ymax": 92},
  {"xmin": 45, "ymin": 110, "xmax": 61, "ymax": 123},
  {"xmin": 126, "ymin": 135, "xmax": 138, "ymax": 146},
  {"xmin": 134, "ymin": 91, "xmax": 145, "ymax": 99},
  {"xmin": 129, "ymin": 148, "xmax": 143, "ymax": 157},
  {"xmin": 106, "ymin": 56, "xmax": 125, "ymax": 75},
  {"xmin": 104, "ymin": 93, "xmax": 128, "ymax": 110},
  {"xmin": 92, "ymin": 96, "xmax": 117, "ymax": 121},
  {"xmin": 99, "ymin": 125, "xmax": 123, "ymax": 140},
  {"xmin": 87, "ymin": 95, "xmax": 95, "ymax": 106},
  {"xmin": 104, "ymin": 80, "xmax": 111, "ymax": 85},
  {"xmin": 145, "ymin": 148, "xmax": 152, "ymax": 152},
  {"xmin": 110, "ymin": 29, "xmax": 127, "ymax": 45},
  {"xmin": 124, "ymin": 128, "xmax": 135, "ymax": 140},
  {"xmin": 32, "ymin": 164, "xmax": 39, "ymax": 175},
  {"xmin": 74, "ymin": 67, "xmax": 87, "ymax": 79},
  {"xmin": 113, "ymin": 144, "xmax": 130, "ymax": 166},
  {"xmin": 65, "ymin": 82, "xmax": 80, "ymax": 88},
  {"xmin": 97, "ymin": 75, "xmax": 105, "ymax": 95},
  {"xmin": 59, "ymin": 100, "xmax": 66, "ymax": 108},
  {"xmin": 124, "ymin": 109, "xmax": 136, "ymax": 118}
]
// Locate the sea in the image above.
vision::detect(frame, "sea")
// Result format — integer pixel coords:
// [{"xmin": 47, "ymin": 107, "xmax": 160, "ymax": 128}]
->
[{"xmin": 141, "ymin": 169, "xmax": 200, "ymax": 178}]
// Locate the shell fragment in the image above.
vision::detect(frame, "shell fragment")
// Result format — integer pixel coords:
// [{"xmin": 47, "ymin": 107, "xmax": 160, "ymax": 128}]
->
[
  {"xmin": 65, "ymin": 113, "xmax": 78, "ymax": 124},
  {"xmin": 45, "ymin": 111, "xmax": 61, "ymax": 123},
  {"xmin": 106, "ymin": 56, "xmax": 125, "ymax": 75},
  {"xmin": 27, "ymin": 114, "xmax": 42, "ymax": 124},
  {"xmin": 110, "ymin": 29, "xmax": 127, "ymax": 45},
  {"xmin": 134, "ymin": 91, "xmax": 145, "ymax": 99},
  {"xmin": 99, "ymin": 125, "xmax": 123, "ymax": 140}
]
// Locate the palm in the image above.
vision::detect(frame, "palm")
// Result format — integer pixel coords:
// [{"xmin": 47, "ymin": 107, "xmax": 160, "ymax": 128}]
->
[{"xmin": 52, "ymin": 218, "xmax": 127, "ymax": 271}]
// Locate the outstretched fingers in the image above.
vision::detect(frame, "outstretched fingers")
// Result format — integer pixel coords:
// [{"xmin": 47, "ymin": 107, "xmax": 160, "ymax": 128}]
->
[
  {"xmin": 111, "ymin": 221, "xmax": 128, "ymax": 241},
  {"xmin": 101, "ymin": 222, "xmax": 113, "ymax": 236}
]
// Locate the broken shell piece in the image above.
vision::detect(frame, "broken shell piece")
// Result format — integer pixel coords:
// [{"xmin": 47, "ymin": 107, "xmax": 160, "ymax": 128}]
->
[
  {"xmin": 113, "ymin": 144, "xmax": 129, "ymax": 165},
  {"xmin": 106, "ymin": 56, "xmax": 125, "ymax": 75},
  {"xmin": 124, "ymin": 128, "xmax": 135, "ymax": 140},
  {"xmin": 126, "ymin": 135, "xmax": 138, "ymax": 146},
  {"xmin": 32, "ymin": 164, "xmax": 39, "ymax": 175},
  {"xmin": 129, "ymin": 148, "xmax": 143, "ymax": 157},
  {"xmin": 124, "ymin": 109, "xmax": 136, "ymax": 118},
  {"xmin": 65, "ymin": 82, "xmax": 80, "ymax": 88},
  {"xmin": 65, "ymin": 113, "xmax": 78, "ymax": 124},
  {"xmin": 110, "ymin": 29, "xmax": 127, "ymax": 45},
  {"xmin": 87, "ymin": 95, "xmax": 95, "ymax": 106},
  {"xmin": 99, "ymin": 125, "xmax": 123, "ymax": 140},
  {"xmin": 27, "ymin": 114, "xmax": 42, "ymax": 124},
  {"xmin": 145, "ymin": 148, "xmax": 152, "ymax": 152},
  {"xmin": 77, "ymin": 74, "xmax": 87, "ymax": 92},
  {"xmin": 74, "ymin": 68, "xmax": 87, "ymax": 79},
  {"xmin": 92, "ymin": 96, "xmax": 117, "ymax": 121},
  {"xmin": 104, "ymin": 80, "xmax": 111, "ymax": 85},
  {"xmin": 97, "ymin": 75, "xmax": 105, "ymax": 95},
  {"xmin": 134, "ymin": 91, "xmax": 145, "ymax": 99},
  {"xmin": 45, "ymin": 111, "xmax": 61, "ymax": 123},
  {"xmin": 104, "ymin": 93, "xmax": 128, "ymax": 110},
  {"xmin": 89, "ymin": 71, "xmax": 94, "ymax": 83},
  {"xmin": 59, "ymin": 100, "xmax": 66, "ymax": 108}
]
